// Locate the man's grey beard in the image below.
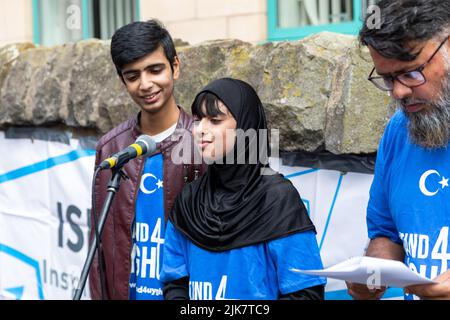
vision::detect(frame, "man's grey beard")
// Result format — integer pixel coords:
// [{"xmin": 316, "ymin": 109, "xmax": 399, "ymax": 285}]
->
[{"xmin": 395, "ymin": 74, "xmax": 450, "ymax": 149}]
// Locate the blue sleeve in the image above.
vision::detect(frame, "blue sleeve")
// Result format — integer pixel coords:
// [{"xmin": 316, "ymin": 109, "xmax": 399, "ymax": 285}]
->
[
  {"xmin": 268, "ymin": 231, "xmax": 327, "ymax": 295},
  {"xmin": 366, "ymin": 115, "xmax": 401, "ymax": 245},
  {"xmin": 160, "ymin": 221, "xmax": 189, "ymax": 283}
]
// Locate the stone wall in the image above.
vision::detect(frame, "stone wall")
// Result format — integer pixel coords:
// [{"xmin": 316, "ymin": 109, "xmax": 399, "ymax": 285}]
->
[{"xmin": 0, "ymin": 32, "xmax": 393, "ymax": 154}]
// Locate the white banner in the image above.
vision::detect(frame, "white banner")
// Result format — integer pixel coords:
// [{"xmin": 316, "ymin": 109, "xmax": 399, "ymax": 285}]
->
[
  {"xmin": 0, "ymin": 132, "xmax": 403, "ymax": 300},
  {"xmin": 0, "ymin": 131, "xmax": 93, "ymax": 300}
]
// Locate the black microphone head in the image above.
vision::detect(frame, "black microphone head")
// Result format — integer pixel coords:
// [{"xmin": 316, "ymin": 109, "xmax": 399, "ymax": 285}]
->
[{"xmin": 136, "ymin": 135, "xmax": 157, "ymax": 157}]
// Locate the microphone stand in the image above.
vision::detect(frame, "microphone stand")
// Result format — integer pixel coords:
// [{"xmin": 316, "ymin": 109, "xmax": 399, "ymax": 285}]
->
[{"xmin": 73, "ymin": 167, "xmax": 129, "ymax": 300}]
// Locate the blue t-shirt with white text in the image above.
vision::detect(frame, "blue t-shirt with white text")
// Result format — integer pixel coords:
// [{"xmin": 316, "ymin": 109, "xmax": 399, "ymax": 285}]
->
[
  {"xmin": 129, "ymin": 154, "xmax": 165, "ymax": 300},
  {"xmin": 367, "ymin": 110, "xmax": 450, "ymax": 300},
  {"xmin": 160, "ymin": 221, "xmax": 326, "ymax": 300}
]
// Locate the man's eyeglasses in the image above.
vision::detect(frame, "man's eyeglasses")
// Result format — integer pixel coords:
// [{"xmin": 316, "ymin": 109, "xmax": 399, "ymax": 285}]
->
[{"xmin": 368, "ymin": 36, "xmax": 449, "ymax": 91}]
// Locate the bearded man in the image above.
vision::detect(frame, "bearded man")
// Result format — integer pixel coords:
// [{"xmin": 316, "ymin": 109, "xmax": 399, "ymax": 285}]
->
[{"xmin": 346, "ymin": 0, "xmax": 450, "ymax": 300}]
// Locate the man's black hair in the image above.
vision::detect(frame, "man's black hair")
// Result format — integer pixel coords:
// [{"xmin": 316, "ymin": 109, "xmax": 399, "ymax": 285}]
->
[
  {"xmin": 359, "ymin": 0, "xmax": 450, "ymax": 61},
  {"xmin": 110, "ymin": 19, "xmax": 177, "ymax": 81}
]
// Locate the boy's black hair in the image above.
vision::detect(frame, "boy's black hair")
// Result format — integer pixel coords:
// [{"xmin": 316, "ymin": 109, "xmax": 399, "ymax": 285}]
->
[{"xmin": 110, "ymin": 19, "xmax": 177, "ymax": 81}]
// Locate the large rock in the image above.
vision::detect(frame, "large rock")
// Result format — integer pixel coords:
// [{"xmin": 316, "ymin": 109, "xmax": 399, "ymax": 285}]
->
[
  {"xmin": 0, "ymin": 43, "xmax": 36, "ymax": 122},
  {"xmin": 0, "ymin": 33, "xmax": 392, "ymax": 154},
  {"xmin": 321, "ymin": 34, "xmax": 393, "ymax": 154},
  {"xmin": 0, "ymin": 40, "xmax": 138, "ymax": 132},
  {"xmin": 176, "ymin": 33, "xmax": 391, "ymax": 153}
]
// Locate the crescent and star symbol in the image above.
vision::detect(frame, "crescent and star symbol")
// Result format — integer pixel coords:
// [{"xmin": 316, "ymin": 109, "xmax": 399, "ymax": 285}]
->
[
  {"xmin": 140, "ymin": 173, "xmax": 163, "ymax": 195},
  {"xmin": 419, "ymin": 170, "xmax": 449, "ymax": 197}
]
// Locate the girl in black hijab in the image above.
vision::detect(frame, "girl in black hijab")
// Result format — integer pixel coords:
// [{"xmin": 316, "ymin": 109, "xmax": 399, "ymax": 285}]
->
[{"xmin": 160, "ymin": 78, "xmax": 326, "ymax": 300}]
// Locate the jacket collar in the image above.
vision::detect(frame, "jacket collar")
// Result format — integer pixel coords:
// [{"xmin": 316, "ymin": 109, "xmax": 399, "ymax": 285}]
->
[{"xmin": 131, "ymin": 106, "xmax": 191, "ymax": 150}]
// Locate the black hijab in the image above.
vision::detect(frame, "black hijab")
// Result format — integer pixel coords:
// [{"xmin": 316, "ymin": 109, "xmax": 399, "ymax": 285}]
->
[{"xmin": 170, "ymin": 78, "xmax": 315, "ymax": 251}]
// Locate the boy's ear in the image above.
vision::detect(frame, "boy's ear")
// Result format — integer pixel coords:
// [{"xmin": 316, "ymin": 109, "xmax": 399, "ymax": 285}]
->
[{"xmin": 173, "ymin": 56, "xmax": 180, "ymax": 80}]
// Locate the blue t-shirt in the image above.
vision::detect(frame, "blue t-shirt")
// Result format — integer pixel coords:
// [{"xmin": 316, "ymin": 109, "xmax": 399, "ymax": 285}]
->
[
  {"xmin": 129, "ymin": 154, "xmax": 165, "ymax": 300},
  {"xmin": 160, "ymin": 221, "xmax": 326, "ymax": 300},
  {"xmin": 367, "ymin": 110, "xmax": 450, "ymax": 300}
]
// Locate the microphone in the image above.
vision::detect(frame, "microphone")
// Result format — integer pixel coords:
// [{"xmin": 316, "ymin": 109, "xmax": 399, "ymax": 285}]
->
[{"xmin": 98, "ymin": 135, "xmax": 157, "ymax": 170}]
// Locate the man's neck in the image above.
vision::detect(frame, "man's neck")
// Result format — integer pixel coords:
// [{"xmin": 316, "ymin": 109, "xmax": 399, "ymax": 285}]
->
[{"xmin": 140, "ymin": 101, "xmax": 180, "ymax": 136}]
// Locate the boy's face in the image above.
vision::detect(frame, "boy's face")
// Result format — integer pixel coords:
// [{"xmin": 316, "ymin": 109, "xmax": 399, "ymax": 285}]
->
[{"xmin": 121, "ymin": 45, "xmax": 180, "ymax": 114}]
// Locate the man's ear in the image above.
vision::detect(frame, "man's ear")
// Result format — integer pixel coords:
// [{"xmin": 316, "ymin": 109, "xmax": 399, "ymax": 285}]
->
[{"xmin": 172, "ymin": 55, "xmax": 180, "ymax": 80}]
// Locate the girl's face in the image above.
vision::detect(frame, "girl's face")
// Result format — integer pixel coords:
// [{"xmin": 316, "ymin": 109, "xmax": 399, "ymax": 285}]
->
[{"xmin": 193, "ymin": 100, "xmax": 237, "ymax": 163}]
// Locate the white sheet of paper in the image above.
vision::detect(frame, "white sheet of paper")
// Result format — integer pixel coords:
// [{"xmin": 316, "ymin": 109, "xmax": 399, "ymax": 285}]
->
[{"xmin": 291, "ymin": 256, "xmax": 436, "ymax": 288}]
